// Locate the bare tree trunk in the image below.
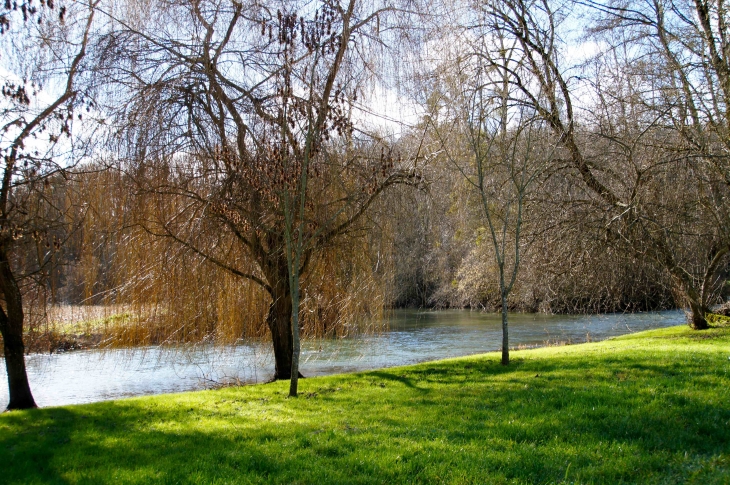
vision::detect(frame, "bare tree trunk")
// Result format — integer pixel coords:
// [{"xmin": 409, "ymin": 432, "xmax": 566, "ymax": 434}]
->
[
  {"xmin": 266, "ymin": 282, "xmax": 295, "ymax": 381},
  {"xmin": 687, "ymin": 299, "xmax": 710, "ymax": 330},
  {"xmin": 665, "ymin": 257, "xmax": 712, "ymax": 330},
  {"xmin": 0, "ymin": 248, "xmax": 36, "ymax": 410},
  {"xmin": 289, "ymin": 280, "xmax": 301, "ymax": 397},
  {"xmin": 501, "ymin": 292, "xmax": 509, "ymax": 365},
  {"xmin": 264, "ymin": 257, "xmax": 307, "ymax": 381}
]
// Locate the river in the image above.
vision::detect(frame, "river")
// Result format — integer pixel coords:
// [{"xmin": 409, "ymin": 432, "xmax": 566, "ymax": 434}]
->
[{"xmin": 0, "ymin": 309, "xmax": 686, "ymax": 408}]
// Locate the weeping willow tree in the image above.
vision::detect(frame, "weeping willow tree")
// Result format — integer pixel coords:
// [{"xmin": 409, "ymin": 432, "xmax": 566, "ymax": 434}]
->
[
  {"xmin": 89, "ymin": 0, "xmax": 422, "ymax": 383},
  {"xmin": 57, "ymin": 163, "xmax": 394, "ymax": 356}
]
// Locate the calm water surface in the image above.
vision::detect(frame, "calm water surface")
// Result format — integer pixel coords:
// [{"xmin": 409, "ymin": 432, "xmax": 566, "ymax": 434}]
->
[{"xmin": 0, "ymin": 309, "xmax": 685, "ymax": 408}]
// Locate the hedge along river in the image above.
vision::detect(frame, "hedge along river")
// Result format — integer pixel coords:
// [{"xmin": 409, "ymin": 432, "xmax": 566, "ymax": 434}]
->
[{"xmin": 0, "ymin": 309, "xmax": 686, "ymax": 408}]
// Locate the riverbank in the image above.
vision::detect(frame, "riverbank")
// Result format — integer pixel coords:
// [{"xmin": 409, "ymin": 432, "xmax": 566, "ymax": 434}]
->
[
  {"xmin": 1, "ymin": 305, "xmax": 694, "ymax": 357},
  {"xmin": 2, "ymin": 324, "xmax": 729, "ymax": 484},
  {"xmin": 0, "ymin": 306, "xmax": 133, "ymax": 356},
  {"xmin": 2, "ymin": 310, "xmax": 687, "ymax": 407}
]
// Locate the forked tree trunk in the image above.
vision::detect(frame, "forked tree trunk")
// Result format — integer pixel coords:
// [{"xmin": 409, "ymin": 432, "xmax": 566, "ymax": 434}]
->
[
  {"xmin": 685, "ymin": 246, "xmax": 730, "ymax": 330},
  {"xmin": 0, "ymin": 249, "xmax": 36, "ymax": 410}
]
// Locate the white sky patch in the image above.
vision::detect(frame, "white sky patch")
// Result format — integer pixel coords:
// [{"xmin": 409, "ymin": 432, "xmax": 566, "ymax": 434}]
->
[
  {"xmin": 352, "ymin": 85, "xmax": 424, "ymax": 139},
  {"xmin": 0, "ymin": 64, "xmax": 108, "ymax": 170},
  {"xmin": 0, "ymin": 66, "xmax": 59, "ymax": 158},
  {"xmin": 565, "ymin": 39, "xmax": 602, "ymax": 66}
]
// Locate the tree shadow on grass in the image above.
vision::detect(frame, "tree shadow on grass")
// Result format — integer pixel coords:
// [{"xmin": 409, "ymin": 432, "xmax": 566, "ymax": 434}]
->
[
  {"xmin": 367, "ymin": 370, "xmax": 427, "ymax": 391},
  {"xmin": 0, "ymin": 350, "xmax": 728, "ymax": 484},
  {"xmin": 1, "ymin": 407, "xmax": 80, "ymax": 484}
]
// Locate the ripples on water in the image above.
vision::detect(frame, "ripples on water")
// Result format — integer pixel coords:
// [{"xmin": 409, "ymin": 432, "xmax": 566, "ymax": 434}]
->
[{"xmin": 0, "ymin": 309, "xmax": 686, "ymax": 408}]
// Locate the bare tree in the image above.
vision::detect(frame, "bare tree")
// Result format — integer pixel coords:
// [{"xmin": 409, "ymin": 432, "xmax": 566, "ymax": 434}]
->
[
  {"xmin": 102, "ymin": 0, "xmax": 422, "ymax": 385},
  {"xmin": 432, "ymin": 26, "xmax": 550, "ymax": 364},
  {"xmin": 0, "ymin": 0, "xmax": 99, "ymax": 410},
  {"xmin": 474, "ymin": 0, "xmax": 729, "ymax": 329},
  {"xmin": 575, "ymin": 0, "xmax": 730, "ymax": 327}
]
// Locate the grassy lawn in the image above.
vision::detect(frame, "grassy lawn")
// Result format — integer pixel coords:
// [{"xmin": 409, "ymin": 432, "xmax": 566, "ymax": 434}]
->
[{"xmin": 1, "ymin": 324, "xmax": 729, "ymax": 484}]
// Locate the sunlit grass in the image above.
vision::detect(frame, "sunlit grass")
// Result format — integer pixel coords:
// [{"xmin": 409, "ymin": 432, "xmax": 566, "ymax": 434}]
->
[
  {"xmin": 1, "ymin": 324, "xmax": 729, "ymax": 484},
  {"xmin": 705, "ymin": 312, "xmax": 730, "ymax": 326},
  {"xmin": 53, "ymin": 313, "xmax": 134, "ymax": 337},
  {"xmin": 29, "ymin": 304, "xmax": 135, "ymax": 341}
]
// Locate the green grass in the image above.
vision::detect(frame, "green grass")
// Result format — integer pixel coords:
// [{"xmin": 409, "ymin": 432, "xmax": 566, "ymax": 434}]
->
[
  {"xmin": 54, "ymin": 312, "xmax": 133, "ymax": 335},
  {"xmin": 2, "ymin": 325, "xmax": 729, "ymax": 484},
  {"xmin": 706, "ymin": 312, "xmax": 730, "ymax": 326}
]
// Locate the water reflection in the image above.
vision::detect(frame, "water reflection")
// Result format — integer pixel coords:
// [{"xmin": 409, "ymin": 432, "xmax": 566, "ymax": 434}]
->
[{"xmin": 0, "ymin": 309, "xmax": 685, "ymax": 408}]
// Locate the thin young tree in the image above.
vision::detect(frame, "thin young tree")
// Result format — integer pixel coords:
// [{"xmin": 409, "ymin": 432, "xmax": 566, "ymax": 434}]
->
[{"xmin": 434, "ymin": 31, "xmax": 548, "ymax": 364}]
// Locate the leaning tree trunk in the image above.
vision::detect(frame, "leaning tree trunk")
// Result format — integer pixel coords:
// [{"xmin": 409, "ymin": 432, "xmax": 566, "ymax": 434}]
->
[
  {"xmin": 668, "ymin": 270, "xmax": 710, "ymax": 330},
  {"xmin": 687, "ymin": 246, "xmax": 730, "ymax": 331},
  {"xmin": 0, "ymin": 248, "xmax": 36, "ymax": 410},
  {"xmin": 687, "ymin": 299, "xmax": 710, "ymax": 330}
]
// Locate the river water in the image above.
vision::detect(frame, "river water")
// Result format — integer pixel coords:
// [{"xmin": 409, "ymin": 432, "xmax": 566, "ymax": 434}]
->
[{"xmin": 0, "ymin": 309, "xmax": 686, "ymax": 408}]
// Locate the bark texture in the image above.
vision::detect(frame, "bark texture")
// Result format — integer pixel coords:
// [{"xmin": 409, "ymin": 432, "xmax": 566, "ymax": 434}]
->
[
  {"xmin": 261, "ymin": 254, "xmax": 305, "ymax": 381},
  {"xmin": 501, "ymin": 295, "xmax": 509, "ymax": 366},
  {"xmin": 266, "ymin": 284, "xmax": 295, "ymax": 380},
  {"xmin": 0, "ymin": 249, "xmax": 36, "ymax": 410}
]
